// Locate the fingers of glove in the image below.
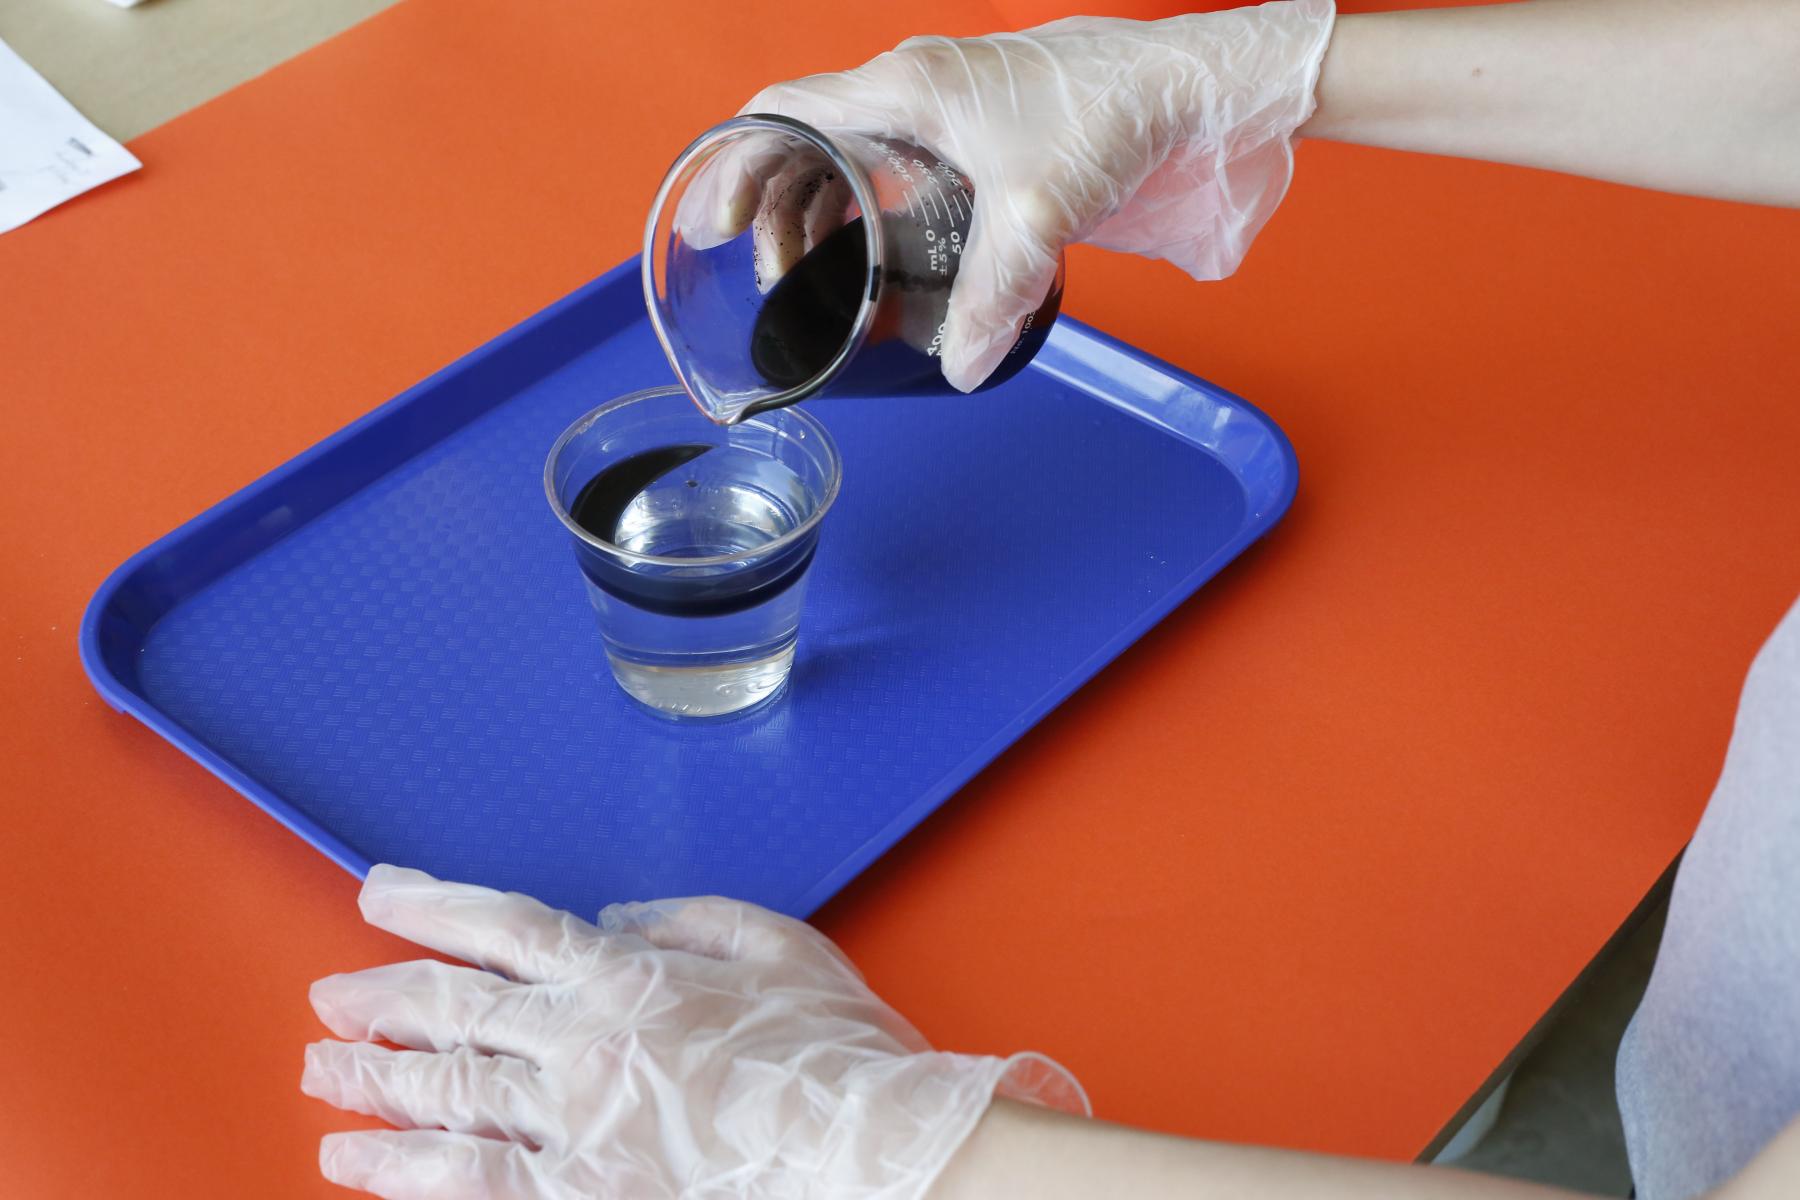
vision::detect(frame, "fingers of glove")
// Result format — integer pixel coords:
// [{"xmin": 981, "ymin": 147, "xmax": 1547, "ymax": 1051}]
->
[
  {"xmin": 303, "ymin": 1041, "xmax": 556, "ymax": 1149},
  {"xmin": 673, "ymin": 135, "xmax": 792, "ymax": 249},
  {"xmin": 939, "ymin": 184, "xmax": 1064, "ymax": 393},
  {"xmin": 599, "ymin": 895, "xmax": 859, "ymax": 979},
  {"xmin": 359, "ymin": 865, "xmax": 607, "ymax": 984},
  {"xmin": 803, "ymin": 170, "xmax": 853, "ymax": 251},
  {"xmin": 310, "ymin": 959, "xmax": 546, "ymax": 1062},
  {"xmin": 750, "ymin": 160, "xmax": 851, "ymax": 291},
  {"xmin": 320, "ymin": 1130, "xmax": 546, "ymax": 1200}
]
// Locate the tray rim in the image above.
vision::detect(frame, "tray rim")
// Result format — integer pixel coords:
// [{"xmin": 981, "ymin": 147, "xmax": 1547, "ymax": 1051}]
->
[{"xmin": 79, "ymin": 256, "xmax": 1299, "ymax": 911}]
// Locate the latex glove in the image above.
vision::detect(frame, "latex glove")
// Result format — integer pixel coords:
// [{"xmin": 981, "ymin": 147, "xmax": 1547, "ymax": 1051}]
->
[
  {"xmin": 735, "ymin": 0, "xmax": 1335, "ymax": 391},
  {"xmin": 303, "ymin": 866, "xmax": 1086, "ymax": 1199},
  {"xmin": 676, "ymin": 136, "xmax": 858, "ymax": 294}
]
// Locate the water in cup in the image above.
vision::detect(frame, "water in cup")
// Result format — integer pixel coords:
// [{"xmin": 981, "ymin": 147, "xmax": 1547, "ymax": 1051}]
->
[
  {"xmin": 571, "ymin": 443, "xmax": 814, "ymax": 716},
  {"xmin": 546, "ymin": 388, "xmax": 839, "ymax": 719}
]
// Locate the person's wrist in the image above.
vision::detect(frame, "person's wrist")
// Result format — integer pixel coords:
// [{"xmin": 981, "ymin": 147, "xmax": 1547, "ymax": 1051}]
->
[
  {"xmin": 927, "ymin": 1051, "xmax": 1089, "ymax": 1197},
  {"xmin": 926, "ymin": 1098, "xmax": 1028, "ymax": 1200},
  {"xmin": 1296, "ymin": 10, "xmax": 1377, "ymax": 143}
]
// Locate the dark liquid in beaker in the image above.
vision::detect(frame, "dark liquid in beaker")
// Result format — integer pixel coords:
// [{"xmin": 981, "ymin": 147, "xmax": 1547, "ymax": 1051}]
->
[
  {"xmin": 749, "ymin": 216, "xmax": 1060, "ymax": 396},
  {"xmin": 750, "ymin": 221, "xmax": 872, "ymax": 388},
  {"xmin": 569, "ymin": 444, "xmax": 713, "ymax": 542}
]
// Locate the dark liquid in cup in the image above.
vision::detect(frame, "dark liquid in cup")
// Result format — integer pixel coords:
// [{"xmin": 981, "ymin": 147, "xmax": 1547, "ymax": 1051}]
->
[
  {"xmin": 568, "ymin": 443, "xmax": 712, "ymax": 542},
  {"xmin": 566, "ymin": 444, "xmax": 815, "ymax": 619}
]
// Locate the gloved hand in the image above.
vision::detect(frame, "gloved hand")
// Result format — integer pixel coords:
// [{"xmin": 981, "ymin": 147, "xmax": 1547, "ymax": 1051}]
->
[
  {"xmin": 303, "ymin": 866, "xmax": 1086, "ymax": 1198},
  {"xmin": 730, "ymin": 0, "xmax": 1336, "ymax": 392}
]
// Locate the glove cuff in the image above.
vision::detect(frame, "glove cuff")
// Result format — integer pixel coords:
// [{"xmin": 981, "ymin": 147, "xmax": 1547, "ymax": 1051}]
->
[
  {"xmin": 811, "ymin": 1050, "xmax": 1087, "ymax": 1200},
  {"xmin": 1091, "ymin": 0, "xmax": 1335, "ymax": 279},
  {"xmin": 1165, "ymin": 0, "xmax": 1337, "ymax": 143}
]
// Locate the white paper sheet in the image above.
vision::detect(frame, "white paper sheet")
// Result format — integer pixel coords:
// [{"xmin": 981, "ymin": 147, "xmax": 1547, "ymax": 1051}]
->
[{"xmin": 0, "ymin": 36, "xmax": 141, "ymax": 235}]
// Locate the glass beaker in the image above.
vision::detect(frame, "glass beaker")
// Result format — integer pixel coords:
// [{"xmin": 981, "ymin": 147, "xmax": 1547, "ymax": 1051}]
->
[
  {"xmin": 644, "ymin": 114, "xmax": 1065, "ymax": 424},
  {"xmin": 545, "ymin": 386, "xmax": 842, "ymax": 719}
]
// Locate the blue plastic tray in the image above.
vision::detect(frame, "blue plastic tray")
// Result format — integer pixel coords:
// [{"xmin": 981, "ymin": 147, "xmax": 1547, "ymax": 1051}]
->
[{"xmin": 81, "ymin": 258, "xmax": 1296, "ymax": 918}]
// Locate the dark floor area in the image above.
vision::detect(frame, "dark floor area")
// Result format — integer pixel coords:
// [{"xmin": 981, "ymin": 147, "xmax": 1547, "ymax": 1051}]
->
[{"xmin": 1453, "ymin": 902, "xmax": 1668, "ymax": 1196}]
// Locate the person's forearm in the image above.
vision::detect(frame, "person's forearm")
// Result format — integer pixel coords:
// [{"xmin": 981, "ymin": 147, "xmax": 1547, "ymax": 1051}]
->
[
  {"xmin": 932, "ymin": 1099, "xmax": 1593, "ymax": 1200},
  {"xmin": 1299, "ymin": 0, "xmax": 1800, "ymax": 206}
]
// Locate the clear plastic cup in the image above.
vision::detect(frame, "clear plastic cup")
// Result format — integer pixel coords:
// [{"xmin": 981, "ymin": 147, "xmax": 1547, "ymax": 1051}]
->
[{"xmin": 545, "ymin": 386, "xmax": 841, "ymax": 718}]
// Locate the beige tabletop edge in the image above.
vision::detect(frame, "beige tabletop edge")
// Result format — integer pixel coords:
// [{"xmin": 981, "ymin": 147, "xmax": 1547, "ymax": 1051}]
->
[{"xmin": 0, "ymin": 0, "xmax": 400, "ymax": 143}]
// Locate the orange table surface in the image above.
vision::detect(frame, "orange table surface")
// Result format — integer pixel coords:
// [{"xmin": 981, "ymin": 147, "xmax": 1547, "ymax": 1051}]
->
[{"xmin": 3, "ymin": 2, "xmax": 1798, "ymax": 1195}]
